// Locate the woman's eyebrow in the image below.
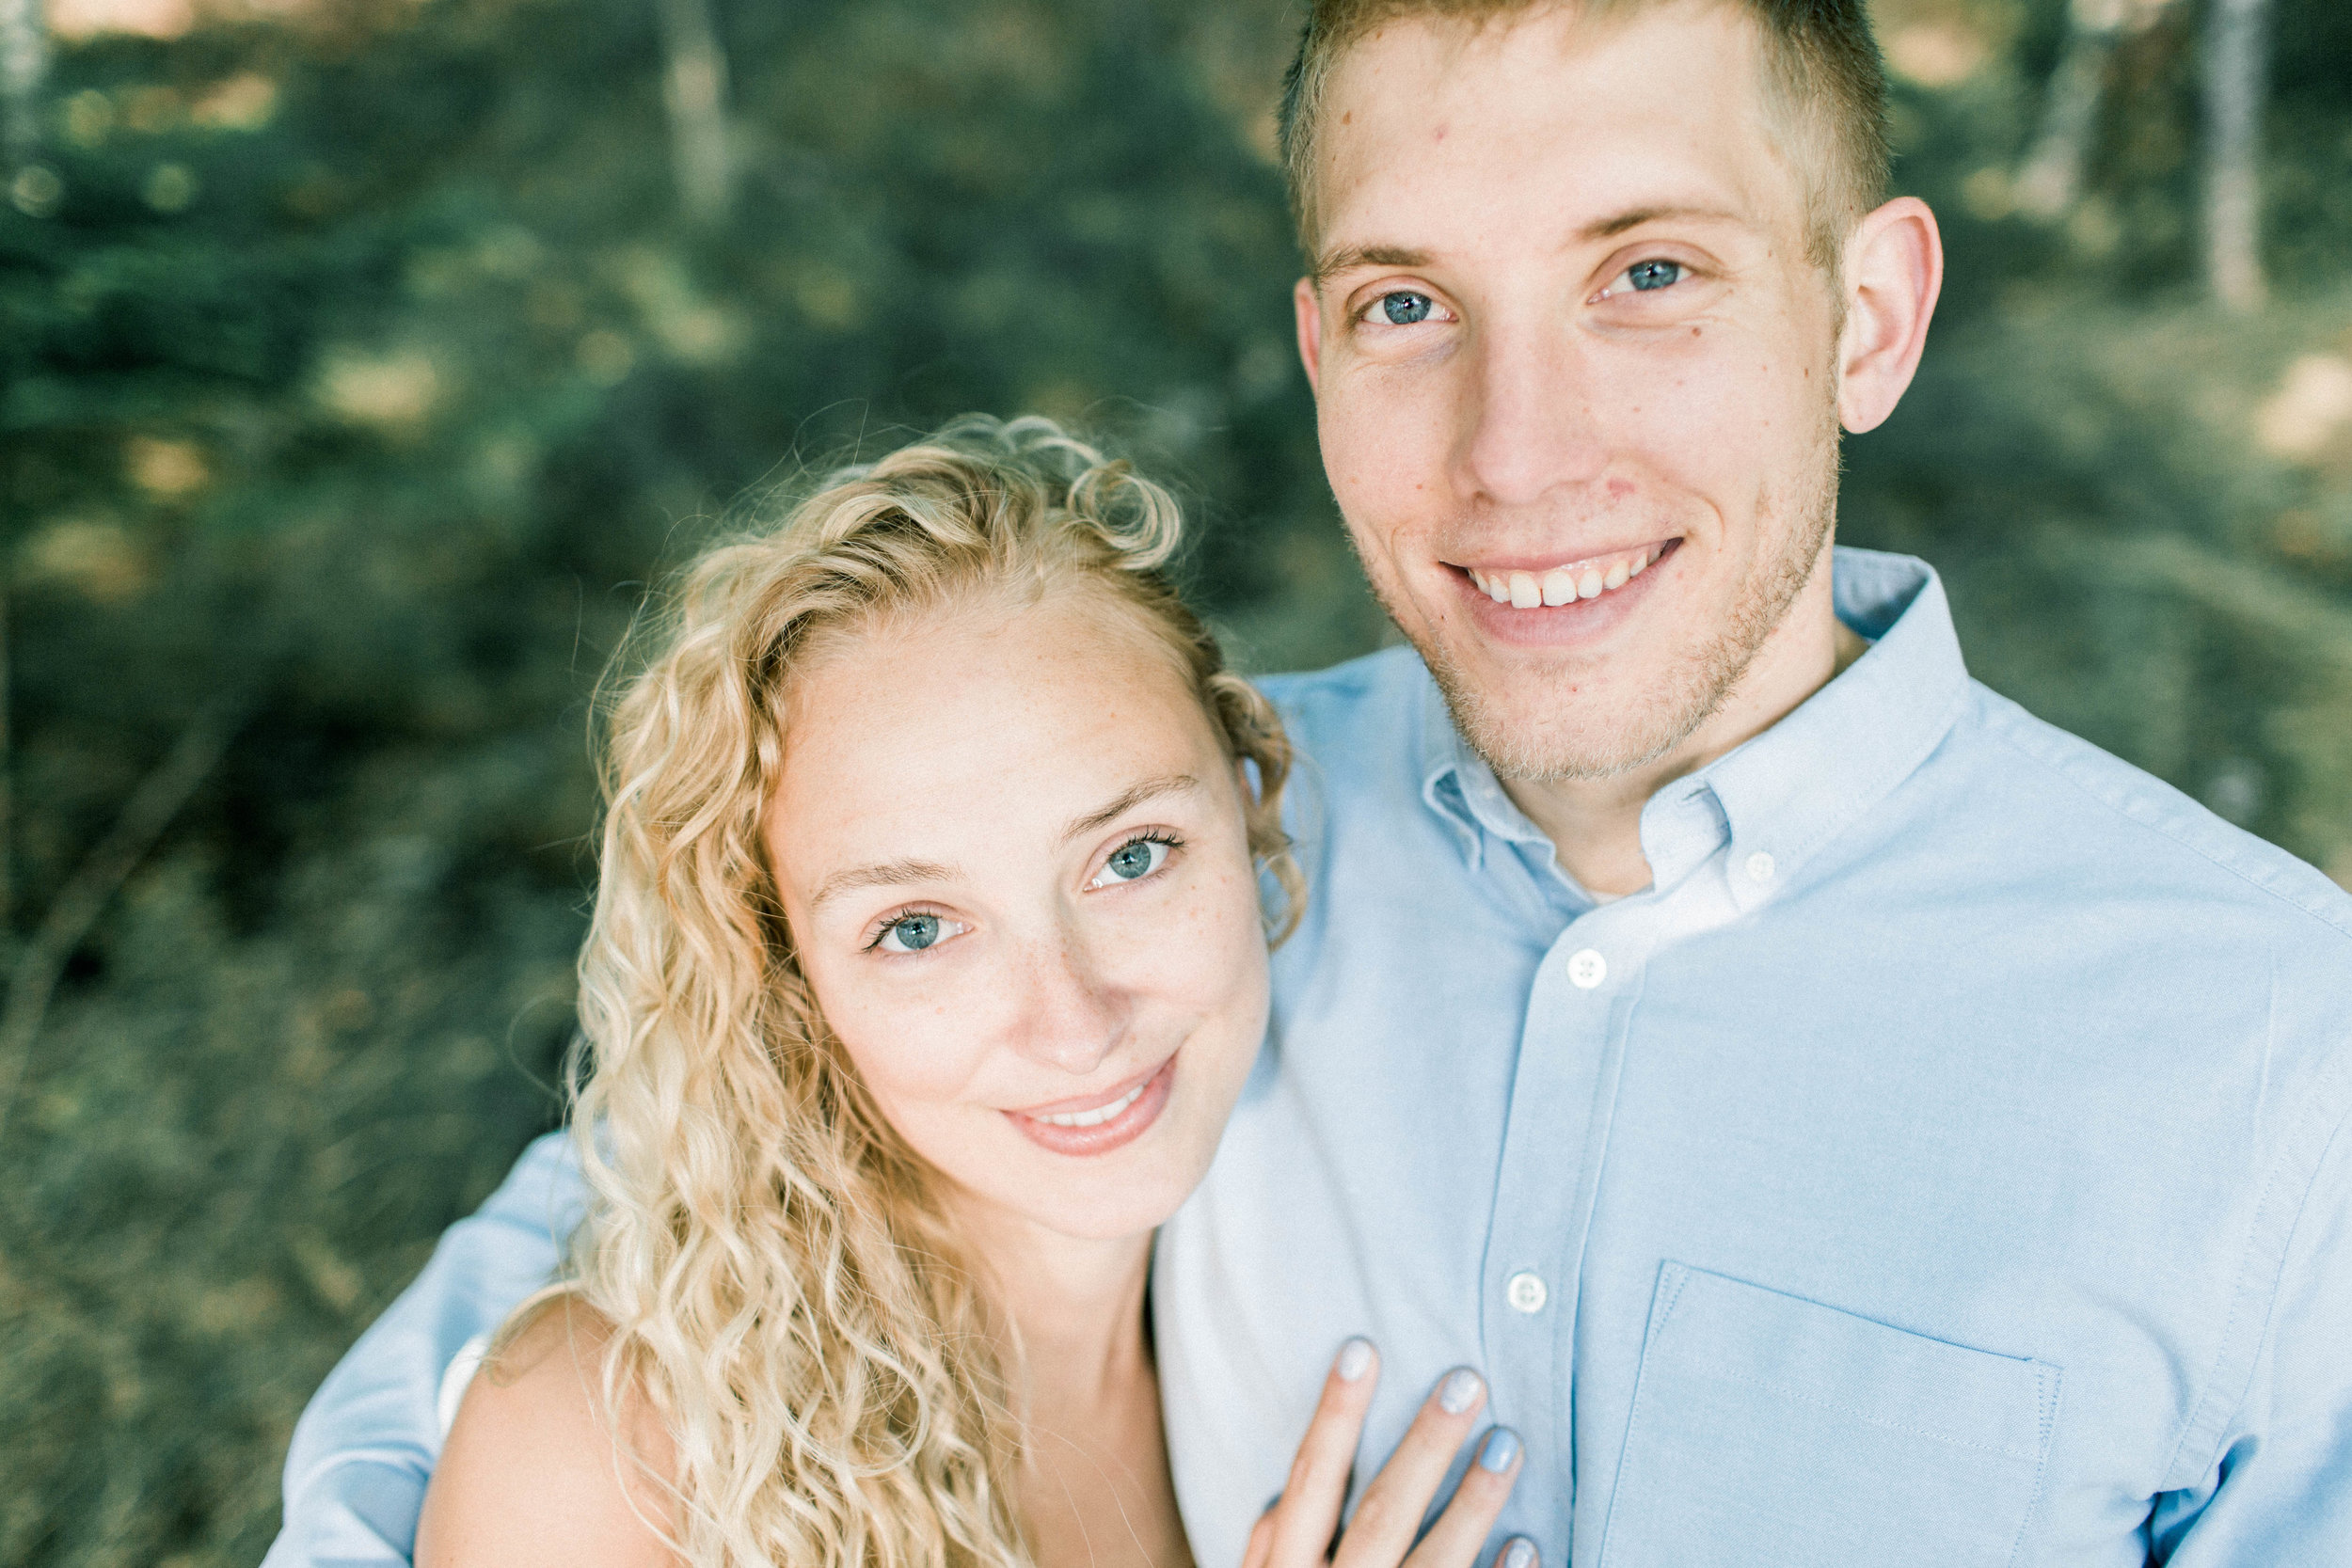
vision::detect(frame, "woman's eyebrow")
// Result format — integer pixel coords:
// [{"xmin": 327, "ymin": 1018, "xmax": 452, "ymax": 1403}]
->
[
  {"xmin": 805, "ymin": 776, "xmax": 1200, "ymax": 910},
  {"xmin": 810, "ymin": 858, "xmax": 957, "ymax": 911},
  {"xmin": 1062, "ymin": 773, "xmax": 1201, "ymax": 843}
]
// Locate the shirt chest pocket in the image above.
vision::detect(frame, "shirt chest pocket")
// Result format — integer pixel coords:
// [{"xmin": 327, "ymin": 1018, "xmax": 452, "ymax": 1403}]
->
[{"xmin": 1597, "ymin": 1263, "xmax": 2062, "ymax": 1568}]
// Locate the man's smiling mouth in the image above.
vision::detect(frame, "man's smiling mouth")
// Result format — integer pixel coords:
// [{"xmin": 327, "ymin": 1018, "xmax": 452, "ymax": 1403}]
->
[{"xmin": 1462, "ymin": 540, "xmax": 1678, "ymax": 609}]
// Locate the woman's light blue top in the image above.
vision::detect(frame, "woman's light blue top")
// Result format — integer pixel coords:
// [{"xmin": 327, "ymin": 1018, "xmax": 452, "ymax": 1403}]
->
[{"xmin": 268, "ymin": 550, "xmax": 2352, "ymax": 1567}]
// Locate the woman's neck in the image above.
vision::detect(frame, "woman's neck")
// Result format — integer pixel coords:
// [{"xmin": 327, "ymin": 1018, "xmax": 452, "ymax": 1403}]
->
[
  {"xmin": 948, "ymin": 1190, "xmax": 1156, "ymax": 1405},
  {"xmin": 946, "ymin": 1190, "xmax": 1192, "ymax": 1568}
]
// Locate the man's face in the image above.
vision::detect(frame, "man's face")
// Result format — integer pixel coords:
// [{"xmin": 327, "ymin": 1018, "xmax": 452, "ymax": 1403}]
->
[{"xmin": 1297, "ymin": 0, "xmax": 1849, "ymax": 782}]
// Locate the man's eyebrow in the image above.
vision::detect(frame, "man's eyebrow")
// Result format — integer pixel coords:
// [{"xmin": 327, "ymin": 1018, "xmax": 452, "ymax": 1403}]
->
[
  {"xmin": 1577, "ymin": 203, "xmax": 1749, "ymax": 242},
  {"xmin": 1312, "ymin": 208, "xmax": 1746, "ymax": 286},
  {"xmin": 809, "ymin": 858, "xmax": 958, "ymax": 911},
  {"xmin": 1063, "ymin": 773, "xmax": 1201, "ymax": 843},
  {"xmin": 1312, "ymin": 243, "xmax": 1432, "ymax": 287}
]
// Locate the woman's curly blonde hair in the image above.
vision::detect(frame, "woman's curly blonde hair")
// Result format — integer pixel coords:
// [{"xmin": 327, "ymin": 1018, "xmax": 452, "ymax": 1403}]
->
[{"xmin": 555, "ymin": 416, "xmax": 1299, "ymax": 1568}]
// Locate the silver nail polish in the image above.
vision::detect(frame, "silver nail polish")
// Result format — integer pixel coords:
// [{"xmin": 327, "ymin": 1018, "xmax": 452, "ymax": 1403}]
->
[
  {"xmin": 1438, "ymin": 1368, "xmax": 1484, "ymax": 1414},
  {"xmin": 1335, "ymin": 1338, "xmax": 1375, "ymax": 1382},
  {"xmin": 1502, "ymin": 1539, "xmax": 1538, "ymax": 1568}
]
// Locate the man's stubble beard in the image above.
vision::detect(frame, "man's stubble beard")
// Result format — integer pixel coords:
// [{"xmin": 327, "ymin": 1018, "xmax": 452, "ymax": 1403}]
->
[{"xmin": 1366, "ymin": 420, "xmax": 1843, "ymax": 786}]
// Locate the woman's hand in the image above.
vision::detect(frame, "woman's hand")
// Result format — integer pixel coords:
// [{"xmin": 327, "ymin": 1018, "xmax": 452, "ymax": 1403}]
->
[{"xmin": 1242, "ymin": 1339, "xmax": 1535, "ymax": 1568}]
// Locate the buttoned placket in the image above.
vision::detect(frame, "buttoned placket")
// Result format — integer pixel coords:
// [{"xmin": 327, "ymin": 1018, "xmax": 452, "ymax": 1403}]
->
[
  {"xmin": 1365, "ymin": 560, "xmax": 1953, "ymax": 1568},
  {"xmin": 1448, "ymin": 760, "xmax": 1754, "ymax": 1567}
]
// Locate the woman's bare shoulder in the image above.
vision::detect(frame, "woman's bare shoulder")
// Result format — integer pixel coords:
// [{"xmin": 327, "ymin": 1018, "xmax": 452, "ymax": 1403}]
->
[{"xmin": 416, "ymin": 1293, "xmax": 680, "ymax": 1568}]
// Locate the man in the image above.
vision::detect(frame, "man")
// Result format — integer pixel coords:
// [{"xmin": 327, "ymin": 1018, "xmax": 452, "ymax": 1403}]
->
[{"xmin": 270, "ymin": 2, "xmax": 2352, "ymax": 1563}]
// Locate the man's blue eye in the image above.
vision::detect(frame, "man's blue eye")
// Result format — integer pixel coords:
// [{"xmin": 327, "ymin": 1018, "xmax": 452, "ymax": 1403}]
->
[
  {"xmin": 1381, "ymin": 292, "xmax": 1434, "ymax": 325},
  {"xmin": 1627, "ymin": 260, "xmax": 1683, "ymax": 293}
]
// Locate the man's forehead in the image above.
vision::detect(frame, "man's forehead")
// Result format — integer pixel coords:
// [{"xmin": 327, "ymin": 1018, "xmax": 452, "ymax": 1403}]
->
[{"xmin": 1308, "ymin": 1, "xmax": 1799, "ymax": 264}]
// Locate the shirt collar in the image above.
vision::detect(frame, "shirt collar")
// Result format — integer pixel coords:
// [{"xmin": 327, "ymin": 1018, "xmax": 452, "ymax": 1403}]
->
[{"xmin": 1418, "ymin": 548, "xmax": 1971, "ymax": 900}]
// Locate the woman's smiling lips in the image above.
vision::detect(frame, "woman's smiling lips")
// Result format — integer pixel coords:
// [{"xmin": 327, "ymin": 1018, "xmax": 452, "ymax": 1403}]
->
[{"xmin": 1004, "ymin": 1053, "xmax": 1178, "ymax": 1157}]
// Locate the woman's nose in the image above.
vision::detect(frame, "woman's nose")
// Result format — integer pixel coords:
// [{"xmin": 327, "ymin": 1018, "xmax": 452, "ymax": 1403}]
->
[{"xmin": 1008, "ymin": 930, "xmax": 1127, "ymax": 1076}]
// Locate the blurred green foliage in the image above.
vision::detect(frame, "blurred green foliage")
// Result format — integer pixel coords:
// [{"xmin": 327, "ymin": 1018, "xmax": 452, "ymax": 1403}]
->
[{"xmin": 0, "ymin": 0, "xmax": 2347, "ymax": 1560}]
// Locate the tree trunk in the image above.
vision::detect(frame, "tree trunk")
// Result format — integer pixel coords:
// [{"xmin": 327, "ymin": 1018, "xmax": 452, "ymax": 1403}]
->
[
  {"xmin": 2203, "ymin": 0, "xmax": 2271, "ymax": 312},
  {"xmin": 657, "ymin": 0, "xmax": 732, "ymax": 230},
  {"xmin": 2014, "ymin": 0, "xmax": 2131, "ymax": 220},
  {"xmin": 0, "ymin": 0, "xmax": 46, "ymax": 170}
]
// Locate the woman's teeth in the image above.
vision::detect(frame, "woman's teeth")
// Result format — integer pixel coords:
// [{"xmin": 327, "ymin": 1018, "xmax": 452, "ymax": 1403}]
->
[
  {"xmin": 1034, "ymin": 1081, "xmax": 1146, "ymax": 1128},
  {"xmin": 1468, "ymin": 544, "xmax": 1667, "ymax": 609}
]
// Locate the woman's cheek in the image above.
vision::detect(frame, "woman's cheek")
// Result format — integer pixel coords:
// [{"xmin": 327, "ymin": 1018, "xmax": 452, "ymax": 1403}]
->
[
  {"xmin": 825, "ymin": 980, "xmax": 993, "ymax": 1109},
  {"xmin": 1180, "ymin": 863, "xmax": 1273, "ymax": 1021}
]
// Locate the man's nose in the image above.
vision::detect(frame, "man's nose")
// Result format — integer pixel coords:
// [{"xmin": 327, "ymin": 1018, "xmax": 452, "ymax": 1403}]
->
[
  {"xmin": 1455, "ymin": 320, "xmax": 1611, "ymax": 508},
  {"xmin": 1005, "ymin": 927, "xmax": 1126, "ymax": 1077}
]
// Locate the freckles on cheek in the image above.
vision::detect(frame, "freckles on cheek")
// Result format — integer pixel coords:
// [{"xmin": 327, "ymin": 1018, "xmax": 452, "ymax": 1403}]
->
[
  {"xmin": 826, "ymin": 995, "xmax": 983, "ymax": 1107},
  {"xmin": 869, "ymin": 1041, "xmax": 982, "ymax": 1106}
]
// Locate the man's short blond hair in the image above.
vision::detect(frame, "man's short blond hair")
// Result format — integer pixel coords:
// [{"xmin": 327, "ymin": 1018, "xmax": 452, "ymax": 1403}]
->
[{"xmin": 1279, "ymin": 0, "xmax": 1892, "ymax": 272}]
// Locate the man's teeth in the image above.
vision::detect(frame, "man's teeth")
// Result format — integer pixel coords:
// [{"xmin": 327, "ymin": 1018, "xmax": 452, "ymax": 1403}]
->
[
  {"xmin": 1470, "ymin": 545, "xmax": 1665, "ymax": 609},
  {"xmin": 1035, "ymin": 1082, "xmax": 1146, "ymax": 1128}
]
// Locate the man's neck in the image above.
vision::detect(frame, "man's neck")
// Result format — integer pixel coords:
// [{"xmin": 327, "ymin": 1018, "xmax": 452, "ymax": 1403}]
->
[{"xmin": 1502, "ymin": 586, "xmax": 1867, "ymax": 899}]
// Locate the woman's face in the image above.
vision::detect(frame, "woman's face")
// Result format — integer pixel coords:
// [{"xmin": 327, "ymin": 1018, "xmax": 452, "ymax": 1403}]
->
[{"xmin": 767, "ymin": 591, "xmax": 1273, "ymax": 1242}]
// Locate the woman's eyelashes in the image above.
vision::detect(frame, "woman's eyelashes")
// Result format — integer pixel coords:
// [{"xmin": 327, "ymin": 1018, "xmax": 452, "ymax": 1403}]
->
[
  {"xmin": 860, "ymin": 833, "xmax": 1183, "ymax": 957},
  {"xmin": 1086, "ymin": 832, "xmax": 1181, "ymax": 891},
  {"xmin": 868, "ymin": 910, "xmax": 969, "ymax": 956}
]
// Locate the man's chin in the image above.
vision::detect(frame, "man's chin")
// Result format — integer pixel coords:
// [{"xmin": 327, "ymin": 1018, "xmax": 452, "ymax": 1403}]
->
[
  {"xmin": 1454, "ymin": 687, "xmax": 1704, "ymax": 784},
  {"xmin": 1414, "ymin": 632, "xmax": 1702, "ymax": 784}
]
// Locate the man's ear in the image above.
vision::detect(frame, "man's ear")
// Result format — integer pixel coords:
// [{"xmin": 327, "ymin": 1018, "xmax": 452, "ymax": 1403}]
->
[
  {"xmin": 1836, "ymin": 197, "xmax": 1942, "ymax": 435},
  {"xmin": 1293, "ymin": 277, "xmax": 1323, "ymax": 397}
]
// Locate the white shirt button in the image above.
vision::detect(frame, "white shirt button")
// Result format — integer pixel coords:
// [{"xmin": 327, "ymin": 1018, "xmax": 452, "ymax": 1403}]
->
[
  {"xmin": 1567, "ymin": 948, "xmax": 1607, "ymax": 989},
  {"xmin": 1506, "ymin": 1272, "xmax": 1549, "ymax": 1313},
  {"xmin": 1745, "ymin": 850, "xmax": 1776, "ymax": 882}
]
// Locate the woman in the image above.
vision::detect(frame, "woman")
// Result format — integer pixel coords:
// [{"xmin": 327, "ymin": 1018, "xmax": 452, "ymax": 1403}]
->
[{"xmin": 416, "ymin": 419, "xmax": 1531, "ymax": 1568}]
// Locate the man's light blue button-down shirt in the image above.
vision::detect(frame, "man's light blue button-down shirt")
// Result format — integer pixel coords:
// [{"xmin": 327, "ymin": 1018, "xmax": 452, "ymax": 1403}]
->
[{"xmin": 270, "ymin": 550, "xmax": 2352, "ymax": 1567}]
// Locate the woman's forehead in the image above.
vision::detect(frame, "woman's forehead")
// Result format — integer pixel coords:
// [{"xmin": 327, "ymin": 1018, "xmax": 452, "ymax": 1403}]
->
[{"xmin": 768, "ymin": 594, "xmax": 1218, "ymax": 868}]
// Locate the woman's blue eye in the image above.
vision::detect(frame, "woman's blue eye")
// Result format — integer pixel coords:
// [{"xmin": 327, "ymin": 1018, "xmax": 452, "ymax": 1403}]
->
[
  {"xmin": 1092, "ymin": 837, "xmax": 1170, "ymax": 887},
  {"xmin": 878, "ymin": 913, "xmax": 942, "ymax": 953},
  {"xmin": 1626, "ymin": 260, "xmax": 1683, "ymax": 293},
  {"xmin": 1380, "ymin": 292, "xmax": 1434, "ymax": 325}
]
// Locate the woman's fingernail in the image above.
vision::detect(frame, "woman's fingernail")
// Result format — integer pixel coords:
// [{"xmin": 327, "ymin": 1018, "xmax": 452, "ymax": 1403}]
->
[
  {"xmin": 1335, "ymin": 1338, "xmax": 1375, "ymax": 1382},
  {"xmin": 1502, "ymin": 1539, "xmax": 1538, "ymax": 1568},
  {"xmin": 1479, "ymin": 1427, "xmax": 1521, "ymax": 1472},
  {"xmin": 1438, "ymin": 1368, "xmax": 1484, "ymax": 1414}
]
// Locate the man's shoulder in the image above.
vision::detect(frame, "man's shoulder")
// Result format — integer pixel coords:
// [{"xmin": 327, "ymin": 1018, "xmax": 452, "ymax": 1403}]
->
[
  {"xmin": 1258, "ymin": 643, "xmax": 1424, "ymax": 715},
  {"xmin": 1253, "ymin": 646, "xmax": 1438, "ymax": 823},
  {"xmin": 1947, "ymin": 681, "xmax": 2352, "ymax": 952},
  {"xmin": 1257, "ymin": 645, "xmax": 1430, "ymax": 762}
]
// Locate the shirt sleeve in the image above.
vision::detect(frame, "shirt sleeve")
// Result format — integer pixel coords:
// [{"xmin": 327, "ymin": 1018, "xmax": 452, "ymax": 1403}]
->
[
  {"xmin": 261, "ymin": 1131, "xmax": 586, "ymax": 1568},
  {"xmin": 2149, "ymin": 1102, "xmax": 2352, "ymax": 1564}
]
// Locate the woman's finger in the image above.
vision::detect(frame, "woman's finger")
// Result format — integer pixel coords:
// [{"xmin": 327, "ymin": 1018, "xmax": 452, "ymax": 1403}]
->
[
  {"xmin": 1243, "ymin": 1505, "xmax": 1279, "ymax": 1568},
  {"xmin": 1330, "ymin": 1368, "xmax": 1488, "ymax": 1568},
  {"xmin": 1401, "ymin": 1429, "xmax": 1523, "ymax": 1568},
  {"xmin": 1263, "ymin": 1338, "xmax": 1381, "ymax": 1568}
]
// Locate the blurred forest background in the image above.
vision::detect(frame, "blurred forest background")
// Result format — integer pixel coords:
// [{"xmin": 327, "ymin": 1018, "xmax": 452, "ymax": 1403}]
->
[{"xmin": 2, "ymin": 0, "xmax": 2349, "ymax": 1560}]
